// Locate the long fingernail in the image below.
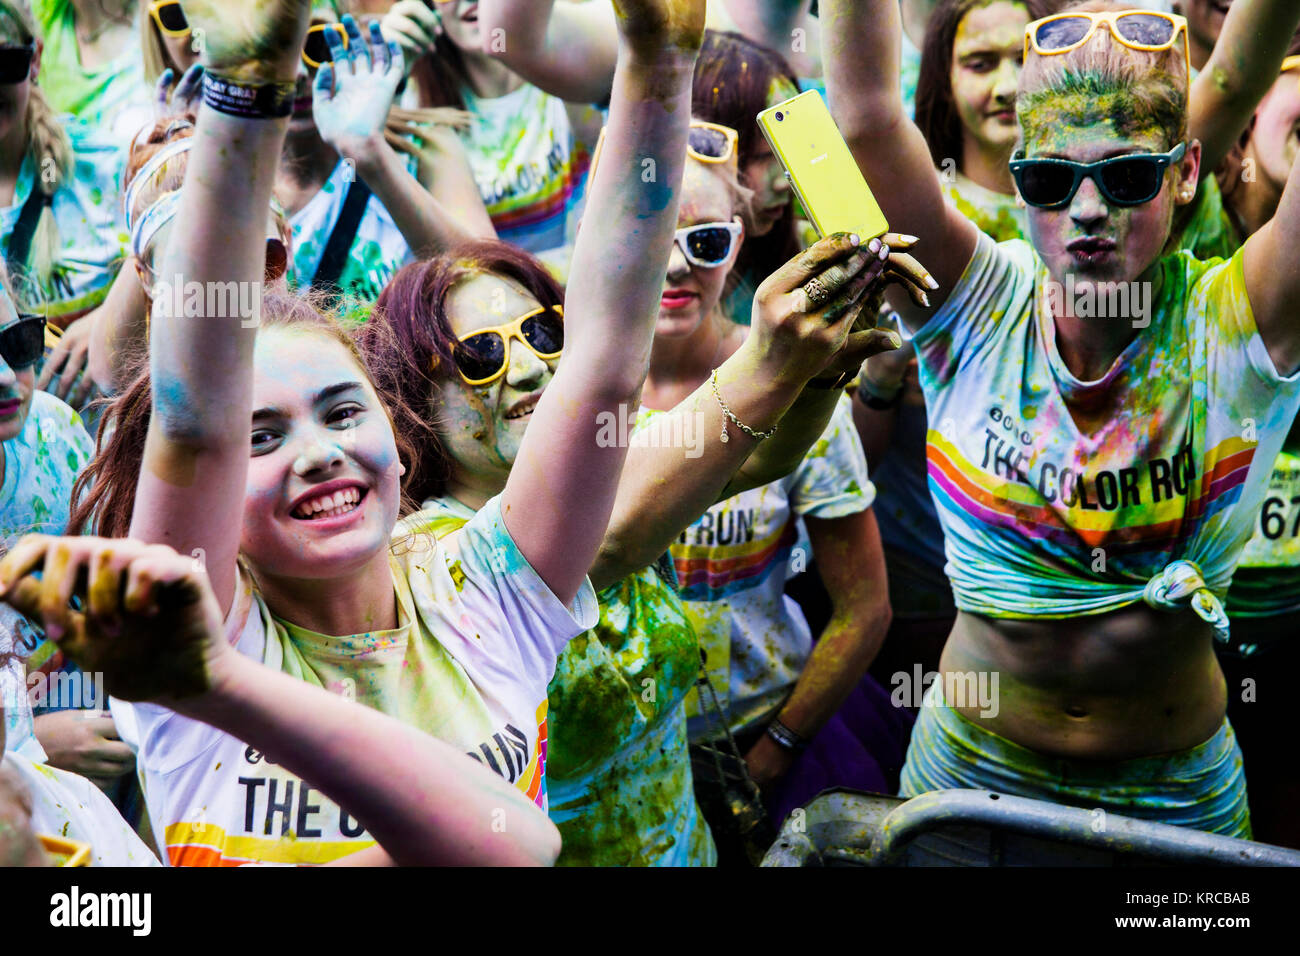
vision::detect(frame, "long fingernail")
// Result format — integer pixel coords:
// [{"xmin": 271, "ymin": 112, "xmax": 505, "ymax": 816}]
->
[
  {"xmin": 898, "ymin": 234, "xmax": 920, "ymax": 244},
  {"xmin": 920, "ymin": 291, "xmax": 932, "ymax": 308},
  {"xmin": 924, "ymin": 273, "xmax": 939, "ymax": 290},
  {"xmin": 888, "ymin": 331, "xmax": 902, "ymax": 348},
  {"xmin": 867, "ymin": 237, "xmax": 881, "ymax": 254},
  {"xmin": 849, "ymin": 233, "xmax": 861, "ymax": 246}
]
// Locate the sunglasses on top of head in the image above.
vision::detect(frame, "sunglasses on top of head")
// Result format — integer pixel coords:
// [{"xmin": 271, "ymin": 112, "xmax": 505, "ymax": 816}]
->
[
  {"xmin": 589, "ymin": 120, "xmax": 739, "ymax": 180},
  {"xmin": 452, "ymin": 304, "xmax": 565, "ymax": 387},
  {"xmin": 148, "ymin": 2, "xmax": 348, "ymax": 69},
  {"xmin": 1024, "ymin": 10, "xmax": 1190, "ymax": 78},
  {"xmin": 0, "ymin": 314, "xmax": 47, "ymax": 370},
  {"xmin": 0, "ymin": 42, "xmax": 35, "ymax": 85},
  {"xmin": 1009, "ymin": 142, "xmax": 1186, "ymax": 210}
]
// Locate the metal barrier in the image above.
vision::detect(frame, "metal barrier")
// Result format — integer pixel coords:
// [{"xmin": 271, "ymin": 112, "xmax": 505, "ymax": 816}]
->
[{"xmin": 762, "ymin": 788, "xmax": 1300, "ymax": 867}]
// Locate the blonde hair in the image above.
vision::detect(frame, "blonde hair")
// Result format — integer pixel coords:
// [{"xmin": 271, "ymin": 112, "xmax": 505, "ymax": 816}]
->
[
  {"xmin": 1017, "ymin": 0, "xmax": 1188, "ymax": 151},
  {"xmin": 687, "ymin": 148, "xmax": 755, "ymax": 225},
  {"xmin": 139, "ymin": 0, "xmax": 173, "ymax": 83},
  {"xmin": 0, "ymin": 1, "xmax": 73, "ymax": 310}
]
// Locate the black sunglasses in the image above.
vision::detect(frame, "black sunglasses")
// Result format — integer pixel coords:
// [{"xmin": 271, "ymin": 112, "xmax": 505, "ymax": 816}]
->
[
  {"xmin": 0, "ymin": 43, "xmax": 35, "ymax": 85},
  {"xmin": 0, "ymin": 314, "xmax": 46, "ymax": 369},
  {"xmin": 1009, "ymin": 143, "xmax": 1186, "ymax": 209}
]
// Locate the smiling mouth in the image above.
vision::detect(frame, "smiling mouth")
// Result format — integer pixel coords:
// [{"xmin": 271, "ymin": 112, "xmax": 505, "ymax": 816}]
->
[
  {"xmin": 505, "ymin": 395, "xmax": 540, "ymax": 420},
  {"xmin": 292, "ymin": 486, "xmax": 366, "ymax": 520}
]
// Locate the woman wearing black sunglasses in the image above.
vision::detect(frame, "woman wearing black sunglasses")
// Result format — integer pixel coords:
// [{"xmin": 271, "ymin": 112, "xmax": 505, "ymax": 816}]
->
[
  {"xmin": 0, "ymin": 1, "xmax": 138, "ymax": 412},
  {"xmin": 827, "ymin": 0, "xmax": 1300, "ymax": 838}
]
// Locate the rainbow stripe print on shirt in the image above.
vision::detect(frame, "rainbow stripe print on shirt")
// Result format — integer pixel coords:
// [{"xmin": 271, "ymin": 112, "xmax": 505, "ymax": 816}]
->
[{"xmin": 673, "ymin": 511, "xmax": 799, "ymax": 603}]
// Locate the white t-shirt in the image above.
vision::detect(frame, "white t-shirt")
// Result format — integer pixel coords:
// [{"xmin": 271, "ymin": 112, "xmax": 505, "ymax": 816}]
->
[
  {"xmin": 655, "ymin": 396, "xmax": 874, "ymax": 738},
  {"xmin": 7, "ymin": 752, "xmax": 159, "ymax": 866},
  {"xmin": 113, "ymin": 495, "xmax": 597, "ymax": 866},
  {"xmin": 460, "ymin": 83, "xmax": 590, "ymax": 257},
  {"xmin": 914, "ymin": 234, "xmax": 1300, "ymax": 621},
  {"xmin": 288, "ymin": 157, "xmax": 416, "ymax": 308}
]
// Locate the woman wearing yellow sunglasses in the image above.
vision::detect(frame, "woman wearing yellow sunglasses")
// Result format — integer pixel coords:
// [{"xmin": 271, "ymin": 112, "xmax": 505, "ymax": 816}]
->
[
  {"xmin": 357, "ymin": 125, "xmax": 910, "ymax": 867},
  {"xmin": 827, "ymin": 0, "xmax": 1300, "ymax": 840}
]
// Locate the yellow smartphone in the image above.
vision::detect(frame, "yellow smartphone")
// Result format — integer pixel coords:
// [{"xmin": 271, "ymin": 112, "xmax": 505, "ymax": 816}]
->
[{"xmin": 757, "ymin": 89, "xmax": 889, "ymax": 241}]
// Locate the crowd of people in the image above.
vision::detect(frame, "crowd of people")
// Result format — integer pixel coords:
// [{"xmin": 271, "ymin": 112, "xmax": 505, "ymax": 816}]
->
[{"xmin": 0, "ymin": 0, "xmax": 1297, "ymax": 869}]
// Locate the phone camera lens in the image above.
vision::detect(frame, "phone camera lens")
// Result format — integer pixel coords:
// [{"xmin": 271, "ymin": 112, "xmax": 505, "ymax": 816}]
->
[{"xmin": 775, "ymin": 111, "xmax": 785, "ymax": 122}]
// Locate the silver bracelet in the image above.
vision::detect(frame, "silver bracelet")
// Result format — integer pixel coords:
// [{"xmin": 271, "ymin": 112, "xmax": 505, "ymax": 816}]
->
[{"xmin": 710, "ymin": 368, "xmax": 778, "ymax": 444}]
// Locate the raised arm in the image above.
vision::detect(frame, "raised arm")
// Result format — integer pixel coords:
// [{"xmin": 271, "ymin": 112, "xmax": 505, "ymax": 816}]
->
[
  {"xmin": 499, "ymin": 0, "xmax": 706, "ymax": 606},
  {"xmin": 1188, "ymin": 0, "xmax": 1300, "ymax": 176},
  {"xmin": 0, "ymin": 536, "xmax": 560, "ymax": 867},
  {"xmin": 86, "ymin": 260, "xmax": 151, "ymax": 396},
  {"xmin": 821, "ymin": 0, "xmax": 977, "ymax": 328},
  {"xmin": 477, "ymin": 0, "xmax": 619, "ymax": 103},
  {"xmin": 592, "ymin": 235, "xmax": 900, "ymax": 589},
  {"xmin": 316, "ymin": 18, "xmax": 495, "ymax": 258},
  {"xmin": 127, "ymin": 0, "xmax": 312, "ymax": 615},
  {"xmin": 1243, "ymin": 124, "xmax": 1300, "ymax": 377}
]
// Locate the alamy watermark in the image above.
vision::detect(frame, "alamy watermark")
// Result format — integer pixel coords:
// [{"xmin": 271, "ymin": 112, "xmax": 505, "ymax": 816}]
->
[
  {"xmin": 890, "ymin": 665, "xmax": 1000, "ymax": 718},
  {"xmin": 150, "ymin": 275, "xmax": 262, "ymax": 328},
  {"xmin": 596, "ymin": 404, "xmax": 705, "ymax": 459},
  {"xmin": 1042, "ymin": 275, "xmax": 1151, "ymax": 329}
]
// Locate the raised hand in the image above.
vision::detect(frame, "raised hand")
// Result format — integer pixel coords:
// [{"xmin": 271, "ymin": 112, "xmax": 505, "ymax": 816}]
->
[
  {"xmin": 313, "ymin": 17, "xmax": 405, "ymax": 156},
  {"xmin": 750, "ymin": 233, "xmax": 904, "ymax": 387},
  {"xmin": 182, "ymin": 0, "xmax": 312, "ymax": 83},
  {"xmin": 0, "ymin": 537, "xmax": 232, "ymax": 706},
  {"xmin": 153, "ymin": 63, "xmax": 205, "ymax": 120},
  {"xmin": 380, "ymin": 0, "xmax": 442, "ymax": 76},
  {"xmin": 36, "ymin": 319, "xmax": 95, "ymax": 409},
  {"xmin": 612, "ymin": 0, "xmax": 707, "ymax": 57}
]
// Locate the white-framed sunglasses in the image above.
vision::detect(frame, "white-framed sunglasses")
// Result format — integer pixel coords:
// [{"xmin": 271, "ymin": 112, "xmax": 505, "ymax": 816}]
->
[{"xmin": 673, "ymin": 221, "xmax": 743, "ymax": 268}]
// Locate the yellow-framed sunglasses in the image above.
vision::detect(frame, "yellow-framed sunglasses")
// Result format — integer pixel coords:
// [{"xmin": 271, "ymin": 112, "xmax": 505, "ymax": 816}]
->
[
  {"xmin": 148, "ymin": 2, "xmax": 348, "ymax": 69},
  {"xmin": 301, "ymin": 22, "xmax": 349, "ymax": 70},
  {"xmin": 452, "ymin": 304, "xmax": 564, "ymax": 386},
  {"xmin": 148, "ymin": 0, "xmax": 190, "ymax": 38},
  {"xmin": 1024, "ymin": 10, "xmax": 1190, "ymax": 78},
  {"xmin": 589, "ymin": 120, "xmax": 738, "ymax": 180}
]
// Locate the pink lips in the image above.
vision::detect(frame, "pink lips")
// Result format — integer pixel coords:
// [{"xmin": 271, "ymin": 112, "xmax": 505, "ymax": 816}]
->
[
  {"xmin": 1067, "ymin": 236, "xmax": 1117, "ymax": 266},
  {"xmin": 661, "ymin": 289, "xmax": 698, "ymax": 310},
  {"xmin": 0, "ymin": 398, "xmax": 20, "ymax": 417}
]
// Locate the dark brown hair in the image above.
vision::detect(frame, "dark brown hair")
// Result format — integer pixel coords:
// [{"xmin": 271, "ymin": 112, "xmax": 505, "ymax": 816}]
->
[
  {"xmin": 360, "ymin": 240, "xmax": 565, "ymax": 506},
  {"xmin": 68, "ymin": 293, "xmax": 435, "ymax": 539},
  {"xmin": 915, "ymin": 0, "xmax": 1050, "ymax": 169},
  {"xmin": 410, "ymin": 34, "xmax": 473, "ymax": 110},
  {"xmin": 691, "ymin": 29, "xmax": 801, "ymax": 314}
]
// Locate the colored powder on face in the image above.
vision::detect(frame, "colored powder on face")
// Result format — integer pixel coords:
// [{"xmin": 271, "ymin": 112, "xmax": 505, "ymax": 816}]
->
[{"xmin": 1019, "ymin": 93, "xmax": 1167, "ymax": 154}]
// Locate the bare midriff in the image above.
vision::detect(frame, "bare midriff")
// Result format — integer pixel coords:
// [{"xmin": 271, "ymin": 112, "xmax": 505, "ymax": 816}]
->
[{"xmin": 941, "ymin": 605, "xmax": 1227, "ymax": 761}]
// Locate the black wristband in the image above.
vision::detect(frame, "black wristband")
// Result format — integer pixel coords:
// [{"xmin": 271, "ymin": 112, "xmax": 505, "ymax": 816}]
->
[
  {"xmin": 857, "ymin": 378, "xmax": 903, "ymax": 410},
  {"xmin": 765, "ymin": 718, "xmax": 807, "ymax": 753},
  {"xmin": 202, "ymin": 73, "xmax": 295, "ymax": 119}
]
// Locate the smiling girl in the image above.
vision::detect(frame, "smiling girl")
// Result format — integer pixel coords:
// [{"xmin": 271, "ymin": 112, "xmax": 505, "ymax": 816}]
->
[
  {"xmin": 63, "ymin": 0, "xmax": 718, "ymax": 866},
  {"xmin": 829, "ymin": 0, "xmax": 1300, "ymax": 835}
]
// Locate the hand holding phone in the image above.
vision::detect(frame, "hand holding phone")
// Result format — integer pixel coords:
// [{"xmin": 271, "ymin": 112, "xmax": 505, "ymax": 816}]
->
[{"xmin": 757, "ymin": 89, "xmax": 890, "ymax": 242}]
